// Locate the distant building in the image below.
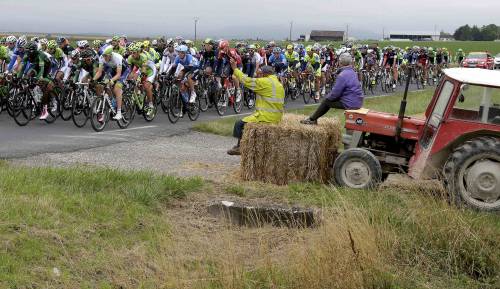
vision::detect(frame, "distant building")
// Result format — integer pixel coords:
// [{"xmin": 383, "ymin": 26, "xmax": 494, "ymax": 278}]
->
[
  {"xmin": 298, "ymin": 34, "xmax": 306, "ymax": 42},
  {"xmin": 389, "ymin": 31, "xmax": 440, "ymax": 41},
  {"xmin": 309, "ymin": 30, "xmax": 345, "ymax": 42}
]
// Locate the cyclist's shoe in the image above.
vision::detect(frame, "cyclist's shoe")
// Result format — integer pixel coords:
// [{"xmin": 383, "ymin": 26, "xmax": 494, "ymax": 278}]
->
[
  {"xmin": 321, "ymin": 87, "xmax": 326, "ymax": 96},
  {"xmin": 236, "ymin": 90, "xmax": 242, "ymax": 102},
  {"xmin": 189, "ymin": 92, "xmax": 197, "ymax": 103},
  {"xmin": 146, "ymin": 105, "xmax": 154, "ymax": 117},
  {"xmin": 314, "ymin": 92, "xmax": 320, "ymax": 100},
  {"xmin": 39, "ymin": 105, "xmax": 49, "ymax": 120},
  {"xmin": 300, "ymin": 117, "xmax": 318, "ymax": 125},
  {"xmin": 113, "ymin": 112, "xmax": 123, "ymax": 120},
  {"xmin": 392, "ymin": 84, "xmax": 396, "ymax": 89},
  {"xmin": 227, "ymin": 145, "xmax": 241, "ymax": 156},
  {"xmin": 248, "ymin": 98, "xmax": 255, "ymax": 107},
  {"xmin": 98, "ymin": 113, "xmax": 104, "ymax": 123}
]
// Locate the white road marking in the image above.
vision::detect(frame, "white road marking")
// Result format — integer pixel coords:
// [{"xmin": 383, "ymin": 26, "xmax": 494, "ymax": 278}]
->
[
  {"xmin": 221, "ymin": 112, "xmax": 252, "ymax": 118},
  {"xmin": 91, "ymin": 125, "xmax": 158, "ymax": 134},
  {"xmin": 51, "ymin": 134, "xmax": 127, "ymax": 140}
]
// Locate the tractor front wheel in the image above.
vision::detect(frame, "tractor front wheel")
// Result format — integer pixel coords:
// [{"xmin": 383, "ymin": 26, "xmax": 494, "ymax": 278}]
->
[
  {"xmin": 443, "ymin": 137, "xmax": 500, "ymax": 211},
  {"xmin": 333, "ymin": 148, "xmax": 383, "ymax": 190}
]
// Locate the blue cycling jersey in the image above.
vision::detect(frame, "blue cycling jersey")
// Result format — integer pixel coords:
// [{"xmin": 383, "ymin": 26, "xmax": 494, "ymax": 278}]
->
[
  {"xmin": 7, "ymin": 48, "xmax": 25, "ymax": 72},
  {"xmin": 268, "ymin": 53, "xmax": 287, "ymax": 66},
  {"xmin": 174, "ymin": 54, "xmax": 197, "ymax": 68}
]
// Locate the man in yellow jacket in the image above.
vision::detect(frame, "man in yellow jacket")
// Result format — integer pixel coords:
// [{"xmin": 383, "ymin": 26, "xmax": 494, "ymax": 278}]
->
[{"xmin": 227, "ymin": 58, "xmax": 285, "ymax": 155}]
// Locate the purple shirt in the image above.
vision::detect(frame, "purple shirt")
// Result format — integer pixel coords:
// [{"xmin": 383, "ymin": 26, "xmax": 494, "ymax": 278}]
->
[{"xmin": 326, "ymin": 66, "xmax": 363, "ymax": 109}]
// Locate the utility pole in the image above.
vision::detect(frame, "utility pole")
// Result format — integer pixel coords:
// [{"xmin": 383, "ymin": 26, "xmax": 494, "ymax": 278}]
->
[
  {"xmin": 382, "ymin": 27, "xmax": 385, "ymax": 40},
  {"xmin": 194, "ymin": 17, "xmax": 199, "ymax": 43},
  {"xmin": 346, "ymin": 24, "xmax": 349, "ymax": 41},
  {"xmin": 289, "ymin": 21, "xmax": 293, "ymax": 41}
]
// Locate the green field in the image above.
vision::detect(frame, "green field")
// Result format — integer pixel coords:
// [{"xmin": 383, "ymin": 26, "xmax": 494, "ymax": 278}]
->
[{"xmin": 193, "ymin": 89, "xmax": 434, "ymax": 137}]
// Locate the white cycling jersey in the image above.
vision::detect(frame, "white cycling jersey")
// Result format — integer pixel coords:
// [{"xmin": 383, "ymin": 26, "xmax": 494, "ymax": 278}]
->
[
  {"xmin": 99, "ymin": 52, "xmax": 123, "ymax": 69},
  {"xmin": 160, "ymin": 50, "xmax": 177, "ymax": 74}
]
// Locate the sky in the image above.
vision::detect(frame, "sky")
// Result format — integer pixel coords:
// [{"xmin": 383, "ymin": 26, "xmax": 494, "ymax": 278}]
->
[{"xmin": 0, "ymin": 0, "xmax": 499, "ymax": 40}]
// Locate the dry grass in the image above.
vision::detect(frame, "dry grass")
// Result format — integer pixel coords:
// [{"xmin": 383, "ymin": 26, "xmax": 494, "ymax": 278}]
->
[{"xmin": 240, "ymin": 114, "xmax": 342, "ymax": 185}]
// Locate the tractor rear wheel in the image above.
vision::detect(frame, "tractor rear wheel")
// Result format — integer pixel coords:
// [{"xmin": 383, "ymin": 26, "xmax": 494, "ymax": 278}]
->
[
  {"xmin": 443, "ymin": 137, "xmax": 500, "ymax": 211},
  {"xmin": 333, "ymin": 148, "xmax": 383, "ymax": 190}
]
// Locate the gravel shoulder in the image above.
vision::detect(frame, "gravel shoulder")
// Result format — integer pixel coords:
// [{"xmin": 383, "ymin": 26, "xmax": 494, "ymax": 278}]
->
[{"xmin": 11, "ymin": 132, "xmax": 240, "ymax": 181}]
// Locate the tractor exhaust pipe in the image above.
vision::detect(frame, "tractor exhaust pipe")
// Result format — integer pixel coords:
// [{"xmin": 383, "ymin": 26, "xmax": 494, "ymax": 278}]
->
[{"xmin": 395, "ymin": 66, "xmax": 413, "ymax": 141}]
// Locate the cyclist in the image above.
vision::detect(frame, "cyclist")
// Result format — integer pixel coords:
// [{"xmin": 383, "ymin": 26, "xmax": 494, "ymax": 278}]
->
[
  {"xmin": 127, "ymin": 44, "xmax": 157, "ymax": 116},
  {"xmin": 417, "ymin": 48, "xmax": 429, "ymax": 83},
  {"xmin": 39, "ymin": 38, "xmax": 48, "ymax": 52},
  {"xmin": 302, "ymin": 46, "xmax": 322, "ymax": 100},
  {"xmin": 243, "ymin": 44, "xmax": 262, "ymax": 78},
  {"xmin": 56, "ymin": 36, "xmax": 74, "ymax": 55},
  {"xmin": 216, "ymin": 40, "xmax": 242, "ymax": 102},
  {"xmin": 455, "ymin": 48, "xmax": 465, "ymax": 65},
  {"xmin": 382, "ymin": 46, "xmax": 398, "ymax": 89},
  {"xmin": 167, "ymin": 44, "xmax": 199, "ymax": 106},
  {"xmin": 46, "ymin": 40, "xmax": 68, "ymax": 83},
  {"xmin": 284, "ymin": 44, "xmax": 300, "ymax": 79},
  {"xmin": 7, "ymin": 37, "xmax": 27, "ymax": 73},
  {"xmin": 110, "ymin": 36, "xmax": 126, "ymax": 56},
  {"xmin": 159, "ymin": 39, "xmax": 177, "ymax": 74},
  {"xmin": 143, "ymin": 41, "xmax": 160, "ymax": 63},
  {"xmin": 19, "ymin": 41, "xmax": 54, "ymax": 120},
  {"xmin": 268, "ymin": 47, "xmax": 287, "ymax": 83},
  {"xmin": 442, "ymin": 48, "xmax": 450, "ymax": 67},
  {"xmin": 5, "ymin": 36, "xmax": 17, "ymax": 58},
  {"xmin": 92, "ymin": 47, "xmax": 131, "ymax": 120},
  {"xmin": 199, "ymin": 38, "xmax": 218, "ymax": 76}
]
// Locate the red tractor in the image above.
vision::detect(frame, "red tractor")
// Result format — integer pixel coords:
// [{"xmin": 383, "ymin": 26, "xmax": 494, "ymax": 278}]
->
[{"xmin": 333, "ymin": 67, "xmax": 500, "ymax": 211}]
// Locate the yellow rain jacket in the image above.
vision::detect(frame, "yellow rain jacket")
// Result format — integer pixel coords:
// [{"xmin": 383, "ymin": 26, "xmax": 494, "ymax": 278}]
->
[{"xmin": 233, "ymin": 69, "xmax": 285, "ymax": 123}]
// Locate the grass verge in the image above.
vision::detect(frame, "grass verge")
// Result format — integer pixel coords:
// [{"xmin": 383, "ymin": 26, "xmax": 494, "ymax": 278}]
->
[
  {"xmin": 193, "ymin": 89, "xmax": 434, "ymax": 137},
  {"xmin": 0, "ymin": 161, "xmax": 498, "ymax": 288}
]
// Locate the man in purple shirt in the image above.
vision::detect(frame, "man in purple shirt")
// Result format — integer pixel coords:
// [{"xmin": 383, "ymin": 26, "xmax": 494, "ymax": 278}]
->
[{"xmin": 301, "ymin": 53, "xmax": 364, "ymax": 125}]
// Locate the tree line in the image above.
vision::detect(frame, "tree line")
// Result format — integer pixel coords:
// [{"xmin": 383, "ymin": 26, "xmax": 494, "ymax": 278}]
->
[{"xmin": 454, "ymin": 24, "xmax": 499, "ymax": 41}]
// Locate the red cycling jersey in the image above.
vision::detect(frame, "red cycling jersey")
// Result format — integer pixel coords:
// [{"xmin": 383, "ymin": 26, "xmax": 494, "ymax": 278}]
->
[{"xmin": 218, "ymin": 48, "xmax": 242, "ymax": 65}]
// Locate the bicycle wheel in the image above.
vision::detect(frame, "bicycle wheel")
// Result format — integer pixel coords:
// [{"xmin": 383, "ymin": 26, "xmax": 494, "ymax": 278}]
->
[
  {"xmin": 90, "ymin": 96, "xmax": 109, "ymax": 132},
  {"xmin": 302, "ymin": 79, "xmax": 311, "ymax": 104},
  {"xmin": 118, "ymin": 94, "xmax": 134, "ymax": 128},
  {"xmin": 13, "ymin": 92, "xmax": 33, "ymax": 127},
  {"xmin": 289, "ymin": 77, "xmax": 299, "ymax": 100},
  {"xmin": 59, "ymin": 87, "xmax": 73, "ymax": 121},
  {"xmin": 143, "ymin": 93, "xmax": 157, "ymax": 122},
  {"xmin": 215, "ymin": 89, "xmax": 228, "ymax": 116},
  {"xmin": 187, "ymin": 97, "xmax": 201, "ymax": 121},
  {"xmin": 72, "ymin": 92, "xmax": 90, "ymax": 128},
  {"xmin": 168, "ymin": 86, "xmax": 182, "ymax": 124},
  {"xmin": 245, "ymin": 89, "xmax": 256, "ymax": 109},
  {"xmin": 198, "ymin": 85, "xmax": 209, "ymax": 112},
  {"xmin": 44, "ymin": 90, "xmax": 60, "ymax": 124},
  {"xmin": 233, "ymin": 89, "xmax": 243, "ymax": 114},
  {"xmin": 160, "ymin": 84, "xmax": 170, "ymax": 114}
]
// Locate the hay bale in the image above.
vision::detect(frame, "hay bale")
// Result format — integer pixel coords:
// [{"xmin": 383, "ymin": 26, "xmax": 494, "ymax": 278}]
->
[{"xmin": 240, "ymin": 114, "xmax": 342, "ymax": 185}]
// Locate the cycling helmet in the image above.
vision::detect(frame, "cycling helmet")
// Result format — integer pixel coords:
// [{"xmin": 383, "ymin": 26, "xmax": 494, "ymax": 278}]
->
[
  {"xmin": 81, "ymin": 49, "xmax": 94, "ymax": 59},
  {"xmin": 151, "ymin": 39, "xmax": 158, "ymax": 46},
  {"xmin": 143, "ymin": 40, "xmax": 150, "ymax": 48},
  {"xmin": 25, "ymin": 41, "xmax": 38, "ymax": 53},
  {"xmin": 175, "ymin": 36, "xmax": 184, "ymax": 42},
  {"xmin": 105, "ymin": 39, "xmax": 112, "ymax": 44},
  {"xmin": 56, "ymin": 36, "xmax": 65, "ymax": 44},
  {"xmin": 40, "ymin": 38, "xmax": 48, "ymax": 45},
  {"xmin": 173, "ymin": 43, "xmax": 179, "ymax": 49},
  {"xmin": 175, "ymin": 45, "xmax": 188, "ymax": 53},
  {"xmin": 70, "ymin": 50, "xmax": 80, "ymax": 59},
  {"xmin": 6, "ymin": 35, "xmax": 17, "ymax": 44},
  {"xmin": 247, "ymin": 44, "xmax": 256, "ymax": 50},
  {"xmin": 272, "ymin": 47, "xmax": 282, "ymax": 54},
  {"xmin": 204, "ymin": 38, "xmax": 214, "ymax": 45},
  {"xmin": 77, "ymin": 40, "xmax": 89, "ymax": 48},
  {"xmin": 47, "ymin": 40, "xmax": 57, "ymax": 50},
  {"xmin": 367, "ymin": 49, "xmax": 374, "ymax": 54},
  {"xmin": 93, "ymin": 39, "xmax": 103, "ymax": 48},
  {"xmin": 129, "ymin": 44, "xmax": 140, "ymax": 53},
  {"xmin": 30, "ymin": 36, "xmax": 39, "ymax": 42},
  {"xmin": 185, "ymin": 40, "xmax": 193, "ymax": 47},
  {"xmin": 103, "ymin": 47, "xmax": 113, "ymax": 56},
  {"xmin": 428, "ymin": 47, "xmax": 434, "ymax": 52},
  {"xmin": 112, "ymin": 35, "xmax": 120, "ymax": 42},
  {"xmin": 268, "ymin": 41, "xmax": 276, "ymax": 47},
  {"xmin": 219, "ymin": 40, "xmax": 229, "ymax": 51},
  {"xmin": 166, "ymin": 38, "xmax": 174, "ymax": 46},
  {"xmin": 286, "ymin": 44, "xmax": 293, "ymax": 50},
  {"xmin": 306, "ymin": 46, "xmax": 312, "ymax": 53},
  {"xmin": 17, "ymin": 38, "xmax": 28, "ymax": 48},
  {"xmin": 458, "ymin": 48, "xmax": 463, "ymax": 52},
  {"xmin": 0, "ymin": 37, "xmax": 5, "ymax": 45}
]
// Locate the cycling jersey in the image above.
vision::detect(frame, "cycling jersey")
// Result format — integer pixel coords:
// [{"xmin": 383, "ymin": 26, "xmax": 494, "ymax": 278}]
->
[
  {"xmin": 21, "ymin": 51, "xmax": 52, "ymax": 80},
  {"xmin": 50, "ymin": 48, "xmax": 68, "ymax": 71},
  {"xmin": 7, "ymin": 47, "xmax": 25, "ymax": 72},
  {"xmin": 284, "ymin": 51, "xmax": 299, "ymax": 63},
  {"xmin": 303, "ymin": 53, "xmax": 321, "ymax": 76},
  {"xmin": 268, "ymin": 53, "xmax": 287, "ymax": 73},
  {"xmin": 417, "ymin": 52, "xmax": 428, "ymax": 66},
  {"xmin": 383, "ymin": 51, "xmax": 396, "ymax": 67},
  {"xmin": 99, "ymin": 52, "xmax": 130, "ymax": 83},
  {"xmin": 200, "ymin": 48, "xmax": 218, "ymax": 69},
  {"xmin": 160, "ymin": 49, "xmax": 177, "ymax": 74},
  {"xmin": 145, "ymin": 48, "xmax": 160, "ymax": 63},
  {"xmin": 128, "ymin": 53, "xmax": 156, "ymax": 78},
  {"xmin": 112, "ymin": 45, "xmax": 126, "ymax": 56}
]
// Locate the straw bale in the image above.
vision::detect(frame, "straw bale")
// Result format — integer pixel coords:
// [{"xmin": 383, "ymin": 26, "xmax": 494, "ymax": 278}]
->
[{"xmin": 240, "ymin": 114, "xmax": 342, "ymax": 185}]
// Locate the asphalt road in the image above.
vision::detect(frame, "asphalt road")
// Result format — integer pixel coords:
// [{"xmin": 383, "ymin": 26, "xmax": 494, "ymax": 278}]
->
[{"xmin": 0, "ymin": 84, "xmax": 423, "ymax": 159}]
